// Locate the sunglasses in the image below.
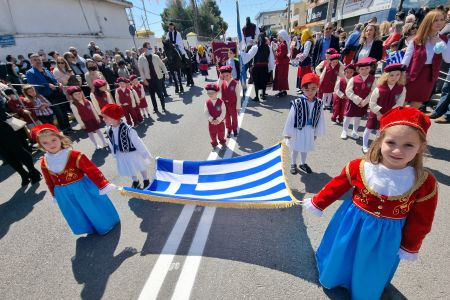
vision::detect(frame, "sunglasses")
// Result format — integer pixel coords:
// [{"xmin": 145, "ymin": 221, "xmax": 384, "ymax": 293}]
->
[{"xmin": 57, "ymin": 62, "xmax": 65, "ymax": 64}]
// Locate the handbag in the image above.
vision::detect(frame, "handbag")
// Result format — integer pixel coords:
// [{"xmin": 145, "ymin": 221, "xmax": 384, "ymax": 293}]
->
[{"xmin": 6, "ymin": 116, "xmax": 27, "ymax": 131}]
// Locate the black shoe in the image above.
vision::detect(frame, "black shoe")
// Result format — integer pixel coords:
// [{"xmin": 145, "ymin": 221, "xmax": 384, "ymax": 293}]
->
[
  {"xmin": 252, "ymin": 97, "xmax": 260, "ymax": 102},
  {"xmin": 227, "ymin": 132, "xmax": 231, "ymax": 138},
  {"xmin": 290, "ymin": 164, "xmax": 298, "ymax": 175},
  {"xmin": 131, "ymin": 181, "xmax": 140, "ymax": 189},
  {"xmin": 30, "ymin": 173, "xmax": 42, "ymax": 184},
  {"xmin": 164, "ymin": 94, "xmax": 169, "ymax": 97},
  {"xmin": 142, "ymin": 179, "xmax": 150, "ymax": 189},
  {"xmin": 261, "ymin": 94, "xmax": 267, "ymax": 100},
  {"xmin": 162, "ymin": 107, "xmax": 166, "ymax": 112},
  {"xmin": 233, "ymin": 131, "xmax": 238, "ymax": 137},
  {"xmin": 21, "ymin": 177, "xmax": 31, "ymax": 187},
  {"xmin": 153, "ymin": 110, "xmax": 159, "ymax": 114},
  {"xmin": 282, "ymin": 91, "xmax": 287, "ymax": 96},
  {"xmin": 299, "ymin": 164, "xmax": 312, "ymax": 174},
  {"xmin": 428, "ymin": 114, "xmax": 439, "ymax": 119},
  {"xmin": 275, "ymin": 92, "xmax": 283, "ymax": 98},
  {"xmin": 180, "ymin": 88, "xmax": 184, "ymax": 93}
]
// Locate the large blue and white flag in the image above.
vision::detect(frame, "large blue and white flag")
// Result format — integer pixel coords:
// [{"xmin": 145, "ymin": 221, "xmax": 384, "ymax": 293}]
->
[
  {"xmin": 122, "ymin": 144, "xmax": 297, "ymax": 208},
  {"xmin": 236, "ymin": 0, "xmax": 247, "ymax": 84},
  {"xmin": 385, "ymin": 50, "xmax": 405, "ymax": 66}
]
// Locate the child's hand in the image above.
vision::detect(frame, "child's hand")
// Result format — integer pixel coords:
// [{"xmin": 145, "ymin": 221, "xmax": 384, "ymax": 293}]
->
[{"xmin": 398, "ymin": 249, "xmax": 418, "ymax": 262}]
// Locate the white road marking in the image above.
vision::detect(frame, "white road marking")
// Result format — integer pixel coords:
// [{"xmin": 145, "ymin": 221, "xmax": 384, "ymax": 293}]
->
[
  {"xmin": 170, "ymin": 87, "xmax": 253, "ymax": 300},
  {"xmin": 137, "ymin": 85, "xmax": 253, "ymax": 300}
]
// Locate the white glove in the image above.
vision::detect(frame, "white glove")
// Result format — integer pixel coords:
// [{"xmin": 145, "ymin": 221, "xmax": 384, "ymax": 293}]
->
[
  {"xmin": 303, "ymin": 198, "xmax": 323, "ymax": 217},
  {"xmin": 398, "ymin": 248, "xmax": 418, "ymax": 261},
  {"xmin": 99, "ymin": 183, "xmax": 118, "ymax": 195}
]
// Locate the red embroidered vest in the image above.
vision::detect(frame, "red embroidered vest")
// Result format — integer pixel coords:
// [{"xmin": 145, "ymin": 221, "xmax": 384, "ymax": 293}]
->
[
  {"xmin": 321, "ymin": 60, "xmax": 340, "ymax": 92},
  {"xmin": 117, "ymin": 88, "xmax": 133, "ymax": 105},
  {"xmin": 206, "ymin": 98, "xmax": 223, "ymax": 119},
  {"xmin": 93, "ymin": 92, "xmax": 110, "ymax": 109},
  {"xmin": 132, "ymin": 84, "xmax": 144, "ymax": 99},
  {"xmin": 73, "ymin": 99, "xmax": 96, "ymax": 121},
  {"xmin": 221, "ymin": 80, "xmax": 238, "ymax": 106},
  {"xmin": 352, "ymin": 74, "xmax": 375, "ymax": 99}
]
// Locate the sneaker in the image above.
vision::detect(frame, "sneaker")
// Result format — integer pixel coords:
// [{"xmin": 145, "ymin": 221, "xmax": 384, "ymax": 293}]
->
[
  {"xmin": 351, "ymin": 132, "xmax": 359, "ymax": 139},
  {"xmin": 362, "ymin": 146, "xmax": 369, "ymax": 154},
  {"xmin": 290, "ymin": 164, "xmax": 298, "ymax": 175},
  {"xmin": 340, "ymin": 131, "xmax": 348, "ymax": 139},
  {"xmin": 435, "ymin": 116, "xmax": 450, "ymax": 123},
  {"xmin": 131, "ymin": 181, "xmax": 140, "ymax": 189},
  {"xmin": 142, "ymin": 179, "xmax": 150, "ymax": 189},
  {"xmin": 299, "ymin": 164, "xmax": 312, "ymax": 174}
]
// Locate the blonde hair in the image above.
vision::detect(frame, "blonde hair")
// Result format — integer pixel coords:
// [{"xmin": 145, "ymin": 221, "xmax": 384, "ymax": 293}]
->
[
  {"xmin": 360, "ymin": 24, "xmax": 381, "ymax": 44},
  {"xmin": 365, "ymin": 127, "xmax": 427, "ymax": 180},
  {"xmin": 376, "ymin": 70, "xmax": 406, "ymax": 86},
  {"xmin": 379, "ymin": 21, "xmax": 391, "ymax": 36},
  {"xmin": 22, "ymin": 84, "xmax": 37, "ymax": 99},
  {"xmin": 37, "ymin": 129, "xmax": 73, "ymax": 150},
  {"xmin": 415, "ymin": 10, "xmax": 445, "ymax": 45}
]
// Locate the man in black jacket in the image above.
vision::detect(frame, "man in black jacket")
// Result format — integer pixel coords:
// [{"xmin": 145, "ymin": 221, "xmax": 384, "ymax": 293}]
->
[{"xmin": 312, "ymin": 22, "xmax": 340, "ymax": 68}]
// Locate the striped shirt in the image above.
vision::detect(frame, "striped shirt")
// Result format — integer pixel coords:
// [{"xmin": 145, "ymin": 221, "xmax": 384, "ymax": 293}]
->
[{"xmin": 32, "ymin": 96, "xmax": 54, "ymax": 116}]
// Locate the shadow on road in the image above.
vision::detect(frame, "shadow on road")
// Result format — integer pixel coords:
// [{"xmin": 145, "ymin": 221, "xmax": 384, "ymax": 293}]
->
[
  {"xmin": 235, "ymin": 127, "xmax": 264, "ymax": 154},
  {"xmin": 71, "ymin": 223, "xmax": 137, "ymax": 300},
  {"xmin": 427, "ymin": 144, "xmax": 450, "ymax": 163},
  {"xmin": 427, "ymin": 167, "xmax": 450, "ymax": 186},
  {"xmin": 0, "ymin": 184, "xmax": 45, "ymax": 240},
  {"xmin": 156, "ymin": 110, "xmax": 183, "ymax": 124}
]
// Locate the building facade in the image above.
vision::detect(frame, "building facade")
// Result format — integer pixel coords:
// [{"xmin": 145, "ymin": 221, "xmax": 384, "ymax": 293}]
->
[
  {"xmin": 255, "ymin": 9, "xmax": 287, "ymax": 34},
  {"xmin": 0, "ymin": 0, "xmax": 134, "ymax": 57}
]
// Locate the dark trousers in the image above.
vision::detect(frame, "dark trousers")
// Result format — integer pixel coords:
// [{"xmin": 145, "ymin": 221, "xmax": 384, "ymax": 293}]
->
[
  {"xmin": 160, "ymin": 77, "xmax": 168, "ymax": 96},
  {"xmin": 47, "ymin": 90, "xmax": 71, "ymax": 131},
  {"xmin": 146, "ymin": 79, "xmax": 165, "ymax": 111},
  {"xmin": 38, "ymin": 115, "xmax": 55, "ymax": 125}
]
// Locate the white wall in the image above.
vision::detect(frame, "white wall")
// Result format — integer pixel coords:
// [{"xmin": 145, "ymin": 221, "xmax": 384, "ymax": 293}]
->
[{"xmin": 0, "ymin": 0, "xmax": 134, "ymax": 58}]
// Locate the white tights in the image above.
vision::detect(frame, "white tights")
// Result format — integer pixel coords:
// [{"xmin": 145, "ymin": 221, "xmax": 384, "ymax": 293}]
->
[
  {"xmin": 342, "ymin": 117, "xmax": 361, "ymax": 133},
  {"xmin": 322, "ymin": 93, "xmax": 333, "ymax": 106},
  {"xmin": 363, "ymin": 128, "xmax": 380, "ymax": 149},
  {"xmin": 141, "ymin": 107, "xmax": 150, "ymax": 117},
  {"xmin": 131, "ymin": 170, "xmax": 149, "ymax": 182},
  {"xmin": 88, "ymin": 130, "xmax": 107, "ymax": 147},
  {"xmin": 291, "ymin": 150, "xmax": 308, "ymax": 165}
]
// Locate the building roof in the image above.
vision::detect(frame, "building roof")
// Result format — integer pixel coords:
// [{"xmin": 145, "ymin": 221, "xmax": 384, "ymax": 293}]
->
[{"xmin": 103, "ymin": 0, "xmax": 133, "ymax": 8}]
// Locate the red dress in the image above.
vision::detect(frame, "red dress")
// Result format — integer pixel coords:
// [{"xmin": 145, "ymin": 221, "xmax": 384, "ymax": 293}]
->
[
  {"xmin": 332, "ymin": 77, "xmax": 349, "ymax": 122},
  {"xmin": 366, "ymin": 84, "xmax": 404, "ymax": 130},
  {"xmin": 345, "ymin": 74, "xmax": 375, "ymax": 117},
  {"xmin": 132, "ymin": 84, "xmax": 148, "ymax": 108},
  {"xmin": 273, "ymin": 41, "xmax": 289, "ymax": 91},
  {"xmin": 319, "ymin": 60, "xmax": 340, "ymax": 94},
  {"xmin": 206, "ymin": 98, "xmax": 226, "ymax": 146},
  {"xmin": 116, "ymin": 88, "xmax": 142, "ymax": 125},
  {"xmin": 72, "ymin": 100, "xmax": 101, "ymax": 133}
]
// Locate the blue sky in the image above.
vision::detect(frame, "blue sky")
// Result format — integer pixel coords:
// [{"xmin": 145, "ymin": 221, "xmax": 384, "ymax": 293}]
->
[{"xmin": 130, "ymin": 0, "xmax": 287, "ymax": 38}]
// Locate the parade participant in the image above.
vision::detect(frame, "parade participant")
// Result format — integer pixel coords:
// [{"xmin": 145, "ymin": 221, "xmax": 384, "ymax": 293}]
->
[
  {"xmin": 67, "ymin": 86, "xmax": 107, "ymax": 149},
  {"xmin": 4, "ymin": 89, "xmax": 40, "ymax": 129},
  {"xmin": 242, "ymin": 17, "xmax": 260, "ymax": 45},
  {"xmin": 204, "ymin": 83, "xmax": 226, "ymax": 149},
  {"xmin": 332, "ymin": 64, "xmax": 355, "ymax": 124},
  {"xmin": 166, "ymin": 23, "xmax": 187, "ymax": 59},
  {"xmin": 315, "ymin": 52, "xmax": 344, "ymax": 110},
  {"xmin": 283, "ymin": 73, "xmax": 325, "ymax": 175},
  {"xmin": 402, "ymin": 9, "xmax": 450, "ymax": 109},
  {"xmin": 342, "ymin": 57, "xmax": 376, "ymax": 140},
  {"xmin": 218, "ymin": 66, "xmax": 241, "ymax": 137},
  {"xmin": 114, "ymin": 77, "xmax": 141, "ymax": 127},
  {"xmin": 273, "ymin": 30, "xmax": 290, "ymax": 98},
  {"xmin": 33, "ymin": 124, "xmax": 119, "ymax": 235},
  {"xmin": 362, "ymin": 63, "xmax": 406, "ymax": 153},
  {"xmin": 196, "ymin": 45, "xmax": 210, "ymax": 81},
  {"xmin": 90, "ymin": 79, "xmax": 115, "ymax": 114},
  {"xmin": 295, "ymin": 28, "xmax": 314, "ymax": 92},
  {"xmin": 225, "ymin": 48, "xmax": 240, "ymax": 81},
  {"xmin": 130, "ymin": 75, "xmax": 150, "ymax": 119},
  {"xmin": 101, "ymin": 104, "xmax": 152, "ymax": 189},
  {"xmin": 303, "ymin": 107, "xmax": 438, "ymax": 300}
]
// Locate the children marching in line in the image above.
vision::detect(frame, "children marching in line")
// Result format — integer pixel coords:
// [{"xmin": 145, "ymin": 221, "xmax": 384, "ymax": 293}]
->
[
  {"xmin": 218, "ymin": 65, "xmax": 241, "ymax": 138},
  {"xmin": 341, "ymin": 57, "xmax": 376, "ymax": 140},
  {"xmin": 362, "ymin": 63, "xmax": 406, "ymax": 153},
  {"xmin": 204, "ymin": 83, "xmax": 226, "ymax": 149},
  {"xmin": 303, "ymin": 107, "xmax": 438, "ymax": 300},
  {"xmin": 114, "ymin": 77, "xmax": 142, "ymax": 127},
  {"xmin": 90, "ymin": 79, "xmax": 115, "ymax": 114},
  {"xmin": 33, "ymin": 124, "xmax": 119, "ymax": 235},
  {"xmin": 101, "ymin": 104, "xmax": 152, "ymax": 189},
  {"xmin": 130, "ymin": 75, "xmax": 151, "ymax": 119},
  {"xmin": 283, "ymin": 73, "xmax": 325, "ymax": 175},
  {"xmin": 332, "ymin": 64, "xmax": 355, "ymax": 124},
  {"xmin": 68, "ymin": 86, "xmax": 108, "ymax": 150}
]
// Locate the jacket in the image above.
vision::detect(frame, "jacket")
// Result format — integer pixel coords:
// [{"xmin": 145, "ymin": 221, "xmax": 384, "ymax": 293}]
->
[{"xmin": 138, "ymin": 53, "xmax": 169, "ymax": 80}]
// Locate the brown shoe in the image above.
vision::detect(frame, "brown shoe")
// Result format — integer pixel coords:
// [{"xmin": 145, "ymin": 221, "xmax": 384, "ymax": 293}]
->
[{"xmin": 435, "ymin": 117, "xmax": 450, "ymax": 124}]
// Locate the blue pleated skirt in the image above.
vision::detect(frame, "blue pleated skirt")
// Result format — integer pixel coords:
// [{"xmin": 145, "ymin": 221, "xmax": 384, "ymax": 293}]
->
[
  {"xmin": 316, "ymin": 199, "xmax": 406, "ymax": 300},
  {"xmin": 54, "ymin": 176, "xmax": 120, "ymax": 235}
]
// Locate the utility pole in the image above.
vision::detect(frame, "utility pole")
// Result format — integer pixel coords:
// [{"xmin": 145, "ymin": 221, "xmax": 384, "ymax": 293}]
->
[
  {"xmin": 190, "ymin": 0, "xmax": 200, "ymax": 35},
  {"xmin": 287, "ymin": 0, "xmax": 291, "ymax": 32},
  {"xmin": 326, "ymin": 0, "xmax": 334, "ymax": 22},
  {"xmin": 141, "ymin": 0, "xmax": 151, "ymax": 32}
]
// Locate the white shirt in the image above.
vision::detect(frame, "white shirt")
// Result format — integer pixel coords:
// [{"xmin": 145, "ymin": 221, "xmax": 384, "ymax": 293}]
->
[
  {"xmin": 358, "ymin": 41, "xmax": 373, "ymax": 60},
  {"xmin": 402, "ymin": 38, "xmax": 450, "ymax": 66},
  {"xmin": 364, "ymin": 162, "xmax": 415, "ymax": 196},
  {"xmin": 45, "ymin": 149, "xmax": 71, "ymax": 173},
  {"xmin": 166, "ymin": 30, "xmax": 186, "ymax": 55}
]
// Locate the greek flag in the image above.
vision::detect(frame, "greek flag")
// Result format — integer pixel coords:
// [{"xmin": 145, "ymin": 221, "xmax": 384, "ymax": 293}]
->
[
  {"xmin": 122, "ymin": 144, "xmax": 297, "ymax": 208},
  {"xmin": 385, "ymin": 50, "xmax": 405, "ymax": 66},
  {"xmin": 236, "ymin": 0, "xmax": 247, "ymax": 83}
]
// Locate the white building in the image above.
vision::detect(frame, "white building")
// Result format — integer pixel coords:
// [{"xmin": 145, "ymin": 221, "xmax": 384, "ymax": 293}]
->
[
  {"xmin": 255, "ymin": 9, "xmax": 287, "ymax": 33},
  {"xmin": 0, "ymin": 0, "xmax": 136, "ymax": 57}
]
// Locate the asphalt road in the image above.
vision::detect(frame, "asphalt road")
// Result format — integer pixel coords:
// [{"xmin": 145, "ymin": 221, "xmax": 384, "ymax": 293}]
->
[{"xmin": 1, "ymin": 66, "xmax": 449, "ymax": 300}]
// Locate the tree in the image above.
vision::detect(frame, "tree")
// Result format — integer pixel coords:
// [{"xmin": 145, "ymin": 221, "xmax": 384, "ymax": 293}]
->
[{"xmin": 160, "ymin": 0, "xmax": 193, "ymax": 38}]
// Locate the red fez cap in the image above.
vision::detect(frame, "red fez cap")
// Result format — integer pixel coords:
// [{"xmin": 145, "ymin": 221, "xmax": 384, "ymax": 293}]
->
[
  {"xmin": 344, "ymin": 64, "xmax": 356, "ymax": 71},
  {"xmin": 115, "ymin": 77, "xmax": 129, "ymax": 83},
  {"xmin": 301, "ymin": 73, "xmax": 320, "ymax": 87},
  {"xmin": 356, "ymin": 57, "xmax": 377, "ymax": 67},
  {"xmin": 30, "ymin": 124, "xmax": 60, "ymax": 142},
  {"xmin": 380, "ymin": 106, "xmax": 431, "ymax": 135},
  {"xmin": 383, "ymin": 63, "xmax": 405, "ymax": 72},
  {"xmin": 204, "ymin": 83, "xmax": 219, "ymax": 92},
  {"xmin": 219, "ymin": 65, "xmax": 233, "ymax": 73},
  {"xmin": 326, "ymin": 48, "xmax": 338, "ymax": 55},
  {"xmin": 93, "ymin": 79, "xmax": 107, "ymax": 88},
  {"xmin": 329, "ymin": 53, "xmax": 341, "ymax": 61},
  {"xmin": 129, "ymin": 75, "xmax": 138, "ymax": 81},
  {"xmin": 67, "ymin": 86, "xmax": 82, "ymax": 96},
  {"xmin": 101, "ymin": 104, "xmax": 124, "ymax": 120}
]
